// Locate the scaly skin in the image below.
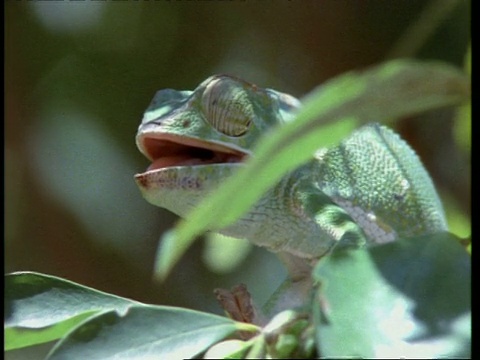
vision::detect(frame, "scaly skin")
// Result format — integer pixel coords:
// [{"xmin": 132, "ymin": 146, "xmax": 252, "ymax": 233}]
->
[{"xmin": 134, "ymin": 75, "xmax": 448, "ymax": 318}]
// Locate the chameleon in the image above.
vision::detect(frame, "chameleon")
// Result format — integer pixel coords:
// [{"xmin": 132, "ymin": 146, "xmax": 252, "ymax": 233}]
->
[{"xmin": 134, "ymin": 74, "xmax": 447, "ymax": 320}]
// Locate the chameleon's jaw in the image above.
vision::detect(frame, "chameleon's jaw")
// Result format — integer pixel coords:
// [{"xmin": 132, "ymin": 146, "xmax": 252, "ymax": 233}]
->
[
  {"xmin": 134, "ymin": 132, "xmax": 247, "ymax": 213},
  {"xmin": 135, "ymin": 132, "xmax": 247, "ymax": 178}
]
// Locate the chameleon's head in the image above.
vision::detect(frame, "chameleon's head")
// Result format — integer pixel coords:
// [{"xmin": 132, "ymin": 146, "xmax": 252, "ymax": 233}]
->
[{"xmin": 134, "ymin": 75, "xmax": 300, "ymax": 217}]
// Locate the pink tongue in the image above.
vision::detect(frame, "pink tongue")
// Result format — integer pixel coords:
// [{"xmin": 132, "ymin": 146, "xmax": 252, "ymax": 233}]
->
[{"xmin": 148, "ymin": 155, "xmax": 194, "ymax": 170}]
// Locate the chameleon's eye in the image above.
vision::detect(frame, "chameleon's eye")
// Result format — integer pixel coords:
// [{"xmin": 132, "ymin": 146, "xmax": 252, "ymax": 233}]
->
[{"xmin": 201, "ymin": 77, "xmax": 253, "ymax": 137}]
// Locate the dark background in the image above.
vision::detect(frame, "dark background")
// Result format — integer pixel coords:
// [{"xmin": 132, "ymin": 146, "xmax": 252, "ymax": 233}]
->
[{"xmin": 5, "ymin": 2, "xmax": 470, "ymax": 356}]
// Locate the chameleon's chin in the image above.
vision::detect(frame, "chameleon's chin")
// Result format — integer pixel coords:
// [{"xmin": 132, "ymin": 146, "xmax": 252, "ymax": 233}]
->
[
  {"xmin": 135, "ymin": 166, "xmax": 201, "ymax": 191},
  {"xmin": 134, "ymin": 164, "xmax": 242, "ymax": 216},
  {"xmin": 135, "ymin": 163, "xmax": 241, "ymax": 190}
]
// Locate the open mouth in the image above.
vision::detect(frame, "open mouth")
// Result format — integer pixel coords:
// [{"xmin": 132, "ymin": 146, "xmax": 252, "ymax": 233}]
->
[{"xmin": 137, "ymin": 133, "xmax": 248, "ymax": 173}]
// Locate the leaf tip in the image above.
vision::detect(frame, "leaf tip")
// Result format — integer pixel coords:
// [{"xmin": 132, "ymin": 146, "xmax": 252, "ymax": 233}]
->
[{"xmin": 152, "ymin": 230, "xmax": 179, "ymax": 282}]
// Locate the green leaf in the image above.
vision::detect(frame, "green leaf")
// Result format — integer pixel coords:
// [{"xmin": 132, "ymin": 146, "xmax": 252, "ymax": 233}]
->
[
  {"xmin": 156, "ymin": 60, "xmax": 470, "ymax": 279},
  {"xmin": 202, "ymin": 233, "xmax": 252, "ymax": 274},
  {"xmin": 313, "ymin": 232, "xmax": 471, "ymax": 358},
  {"xmin": 5, "ymin": 311, "xmax": 96, "ymax": 351},
  {"xmin": 454, "ymin": 44, "xmax": 471, "ymax": 154},
  {"xmin": 203, "ymin": 339, "xmax": 253, "ymax": 359},
  {"xmin": 5, "ymin": 272, "xmax": 139, "ymax": 349},
  {"xmin": 46, "ymin": 305, "xmax": 244, "ymax": 360}
]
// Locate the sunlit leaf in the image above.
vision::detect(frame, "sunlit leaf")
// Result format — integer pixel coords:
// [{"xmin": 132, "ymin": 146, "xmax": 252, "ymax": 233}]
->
[
  {"xmin": 5, "ymin": 272, "xmax": 259, "ymax": 358},
  {"xmin": 203, "ymin": 339, "xmax": 253, "ymax": 359},
  {"xmin": 313, "ymin": 232, "xmax": 471, "ymax": 358},
  {"xmin": 5, "ymin": 272, "xmax": 139, "ymax": 349},
  {"xmin": 5, "ymin": 312, "xmax": 96, "ymax": 351},
  {"xmin": 46, "ymin": 305, "xmax": 252, "ymax": 360}
]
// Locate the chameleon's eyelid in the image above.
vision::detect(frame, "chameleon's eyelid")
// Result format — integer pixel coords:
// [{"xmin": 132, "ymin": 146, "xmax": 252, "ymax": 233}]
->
[{"xmin": 201, "ymin": 77, "xmax": 254, "ymax": 137}]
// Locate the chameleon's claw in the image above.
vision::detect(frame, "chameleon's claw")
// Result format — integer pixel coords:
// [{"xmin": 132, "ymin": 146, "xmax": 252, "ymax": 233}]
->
[{"xmin": 214, "ymin": 283, "xmax": 262, "ymax": 340}]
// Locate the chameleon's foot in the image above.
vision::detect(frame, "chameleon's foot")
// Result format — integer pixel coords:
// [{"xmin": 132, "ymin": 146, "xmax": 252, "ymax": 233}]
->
[
  {"xmin": 214, "ymin": 283, "xmax": 256, "ymax": 324},
  {"xmin": 215, "ymin": 283, "xmax": 263, "ymax": 339}
]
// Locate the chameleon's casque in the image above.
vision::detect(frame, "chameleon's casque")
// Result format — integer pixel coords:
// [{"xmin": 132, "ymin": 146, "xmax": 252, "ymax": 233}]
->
[{"xmin": 135, "ymin": 75, "xmax": 447, "ymax": 264}]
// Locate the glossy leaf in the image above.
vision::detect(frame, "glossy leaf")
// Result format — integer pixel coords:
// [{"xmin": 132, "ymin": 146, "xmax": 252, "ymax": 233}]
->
[
  {"xmin": 5, "ymin": 272, "xmax": 139, "ymax": 349},
  {"xmin": 203, "ymin": 339, "xmax": 253, "ymax": 359},
  {"xmin": 156, "ymin": 60, "xmax": 470, "ymax": 279},
  {"xmin": 46, "ymin": 305, "xmax": 247, "ymax": 360},
  {"xmin": 5, "ymin": 312, "xmax": 96, "ymax": 351},
  {"xmin": 313, "ymin": 232, "xmax": 471, "ymax": 358},
  {"xmin": 5, "ymin": 272, "xmax": 258, "ymax": 358}
]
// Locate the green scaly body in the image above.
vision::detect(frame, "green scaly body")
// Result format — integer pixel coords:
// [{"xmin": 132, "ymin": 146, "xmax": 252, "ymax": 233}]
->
[{"xmin": 134, "ymin": 75, "xmax": 447, "ymax": 313}]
